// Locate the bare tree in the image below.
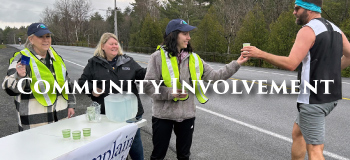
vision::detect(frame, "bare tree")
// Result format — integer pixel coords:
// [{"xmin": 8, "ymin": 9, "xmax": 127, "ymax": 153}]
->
[
  {"xmin": 56, "ymin": 0, "xmax": 73, "ymax": 43},
  {"xmin": 41, "ymin": 0, "xmax": 92, "ymax": 44},
  {"xmin": 71, "ymin": 0, "xmax": 91, "ymax": 42},
  {"xmin": 214, "ymin": 0, "xmax": 247, "ymax": 54}
]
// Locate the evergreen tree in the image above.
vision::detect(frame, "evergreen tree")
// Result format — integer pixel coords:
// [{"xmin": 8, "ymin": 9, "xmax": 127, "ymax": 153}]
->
[
  {"xmin": 265, "ymin": 9, "xmax": 301, "ymax": 68},
  {"xmin": 322, "ymin": 0, "xmax": 349, "ymax": 27},
  {"xmin": 158, "ymin": 0, "xmax": 209, "ymax": 27},
  {"xmin": 159, "ymin": 18, "xmax": 170, "ymax": 36},
  {"xmin": 192, "ymin": 6, "xmax": 226, "ymax": 55},
  {"xmin": 267, "ymin": 10, "xmax": 300, "ymax": 56},
  {"xmin": 138, "ymin": 14, "xmax": 163, "ymax": 53},
  {"xmin": 340, "ymin": 5, "xmax": 350, "ymax": 38},
  {"xmin": 341, "ymin": 17, "xmax": 350, "ymax": 38},
  {"xmin": 232, "ymin": 5, "xmax": 268, "ymax": 67}
]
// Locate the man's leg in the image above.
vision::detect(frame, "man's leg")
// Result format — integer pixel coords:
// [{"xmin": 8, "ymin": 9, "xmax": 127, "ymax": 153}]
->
[
  {"xmin": 306, "ymin": 144, "xmax": 325, "ymax": 160},
  {"xmin": 296, "ymin": 101, "xmax": 337, "ymax": 160},
  {"xmin": 291, "ymin": 123, "xmax": 306, "ymax": 160}
]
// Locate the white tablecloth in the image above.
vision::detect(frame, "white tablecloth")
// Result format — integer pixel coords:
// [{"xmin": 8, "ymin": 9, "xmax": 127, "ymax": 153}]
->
[{"xmin": 0, "ymin": 115, "xmax": 147, "ymax": 160}]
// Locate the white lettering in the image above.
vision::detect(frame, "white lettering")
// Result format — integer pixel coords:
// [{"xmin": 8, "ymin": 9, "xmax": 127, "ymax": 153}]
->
[
  {"xmin": 270, "ymin": 80, "xmax": 287, "ymax": 94},
  {"xmin": 34, "ymin": 80, "xmax": 50, "ymax": 94},
  {"xmin": 257, "ymin": 80, "xmax": 268, "ymax": 94},
  {"xmin": 17, "ymin": 78, "xmax": 32, "ymax": 94},
  {"xmin": 242, "ymin": 80, "xmax": 255, "ymax": 94},
  {"xmin": 320, "ymin": 80, "xmax": 334, "ymax": 94},
  {"xmin": 92, "ymin": 80, "xmax": 105, "ymax": 94},
  {"xmin": 135, "ymin": 80, "xmax": 148, "ymax": 94},
  {"xmin": 172, "ymin": 78, "xmax": 178, "ymax": 94},
  {"xmin": 52, "ymin": 81, "xmax": 69, "ymax": 94},
  {"xmin": 304, "ymin": 80, "xmax": 317, "ymax": 94},
  {"xmin": 198, "ymin": 80, "xmax": 212, "ymax": 94},
  {"xmin": 231, "ymin": 80, "xmax": 243, "ymax": 94},
  {"xmin": 109, "ymin": 80, "xmax": 123, "ymax": 93},
  {"xmin": 126, "ymin": 80, "xmax": 133, "ymax": 94},
  {"xmin": 150, "ymin": 80, "xmax": 163, "ymax": 94},
  {"xmin": 290, "ymin": 80, "xmax": 300, "ymax": 94},
  {"xmin": 15, "ymin": 79, "xmax": 334, "ymax": 95},
  {"xmin": 72, "ymin": 80, "xmax": 90, "ymax": 94},
  {"xmin": 182, "ymin": 80, "xmax": 196, "ymax": 94},
  {"xmin": 213, "ymin": 80, "xmax": 229, "ymax": 94}
]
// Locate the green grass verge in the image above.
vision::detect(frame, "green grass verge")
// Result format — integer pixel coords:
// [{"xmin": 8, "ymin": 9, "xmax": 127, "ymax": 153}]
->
[{"xmin": 0, "ymin": 45, "xmax": 6, "ymax": 49}]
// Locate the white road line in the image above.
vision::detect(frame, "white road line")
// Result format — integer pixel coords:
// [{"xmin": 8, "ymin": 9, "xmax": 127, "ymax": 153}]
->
[
  {"xmin": 196, "ymin": 106, "xmax": 349, "ymax": 160},
  {"xmin": 241, "ymin": 69, "xmax": 296, "ymax": 77},
  {"xmin": 63, "ymin": 54, "xmax": 349, "ymax": 159},
  {"xmin": 343, "ymin": 81, "xmax": 350, "ymax": 85},
  {"xmin": 124, "ymin": 52, "xmax": 150, "ymax": 58},
  {"xmin": 63, "ymin": 59, "xmax": 85, "ymax": 68}
]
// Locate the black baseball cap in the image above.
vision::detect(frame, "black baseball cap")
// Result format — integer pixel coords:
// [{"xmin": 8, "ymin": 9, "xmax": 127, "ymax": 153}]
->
[
  {"xmin": 27, "ymin": 23, "xmax": 52, "ymax": 36},
  {"xmin": 165, "ymin": 19, "xmax": 196, "ymax": 36}
]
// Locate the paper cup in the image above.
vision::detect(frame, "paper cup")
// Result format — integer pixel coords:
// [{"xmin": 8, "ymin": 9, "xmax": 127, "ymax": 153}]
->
[
  {"xmin": 72, "ymin": 130, "xmax": 81, "ymax": 140},
  {"xmin": 62, "ymin": 129, "xmax": 71, "ymax": 138},
  {"xmin": 82, "ymin": 128, "xmax": 91, "ymax": 137}
]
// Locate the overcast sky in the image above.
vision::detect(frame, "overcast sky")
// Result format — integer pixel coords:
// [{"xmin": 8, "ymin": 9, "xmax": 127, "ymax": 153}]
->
[{"xmin": 0, "ymin": 0, "xmax": 134, "ymax": 30}]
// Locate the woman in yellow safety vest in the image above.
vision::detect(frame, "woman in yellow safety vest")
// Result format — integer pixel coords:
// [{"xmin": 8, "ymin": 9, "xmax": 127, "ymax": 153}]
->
[
  {"xmin": 144, "ymin": 19, "xmax": 249, "ymax": 160},
  {"xmin": 2, "ymin": 23, "xmax": 75, "ymax": 131}
]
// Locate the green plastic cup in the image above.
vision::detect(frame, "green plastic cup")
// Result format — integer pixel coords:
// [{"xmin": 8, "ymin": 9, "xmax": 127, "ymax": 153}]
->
[
  {"xmin": 82, "ymin": 128, "xmax": 91, "ymax": 137},
  {"xmin": 243, "ymin": 43, "xmax": 250, "ymax": 47},
  {"xmin": 62, "ymin": 129, "xmax": 71, "ymax": 138},
  {"xmin": 72, "ymin": 130, "xmax": 81, "ymax": 140},
  {"xmin": 87, "ymin": 106, "xmax": 96, "ymax": 121}
]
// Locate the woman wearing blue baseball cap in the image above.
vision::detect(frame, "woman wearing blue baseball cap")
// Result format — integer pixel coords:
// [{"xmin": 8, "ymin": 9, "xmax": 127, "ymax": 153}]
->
[
  {"xmin": 2, "ymin": 23, "xmax": 75, "ymax": 131},
  {"xmin": 144, "ymin": 19, "xmax": 249, "ymax": 159}
]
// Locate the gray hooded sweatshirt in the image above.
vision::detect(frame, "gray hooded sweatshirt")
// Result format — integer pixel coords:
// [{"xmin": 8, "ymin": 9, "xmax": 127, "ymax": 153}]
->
[{"xmin": 144, "ymin": 50, "xmax": 241, "ymax": 122}]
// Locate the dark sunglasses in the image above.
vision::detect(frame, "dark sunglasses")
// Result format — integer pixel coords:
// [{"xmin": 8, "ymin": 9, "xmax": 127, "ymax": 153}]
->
[
  {"xmin": 294, "ymin": 6, "xmax": 302, "ymax": 12},
  {"xmin": 38, "ymin": 35, "xmax": 51, "ymax": 38}
]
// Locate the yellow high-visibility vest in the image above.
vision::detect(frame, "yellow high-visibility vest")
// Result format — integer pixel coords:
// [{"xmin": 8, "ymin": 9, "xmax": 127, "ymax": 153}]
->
[
  {"xmin": 159, "ymin": 45, "xmax": 208, "ymax": 103},
  {"xmin": 10, "ymin": 47, "xmax": 68, "ymax": 106}
]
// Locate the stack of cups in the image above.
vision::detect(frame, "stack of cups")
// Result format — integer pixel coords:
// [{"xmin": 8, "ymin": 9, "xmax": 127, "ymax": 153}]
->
[
  {"xmin": 72, "ymin": 130, "xmax": 81, "ymax": 140},
  {"xmin": 62, "ymin": 129, "xmax": 71, "ymax": 138},
  {"xmin": 82, "ymin": 128, "xmax": 91, "ymax": 137}
]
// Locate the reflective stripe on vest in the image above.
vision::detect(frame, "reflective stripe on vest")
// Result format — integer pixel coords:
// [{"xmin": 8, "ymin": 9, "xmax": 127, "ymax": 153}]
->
[
  {"xmin": 20, "ymin": 47, "xmax": 68, "ymax": 106},
  {"xmin": 190, "ymin": 53, "xmax": 208, "ymax": 103},
  {"xmin": 159, "ymin": 46, "xmax": 208, "ymax": 103}
]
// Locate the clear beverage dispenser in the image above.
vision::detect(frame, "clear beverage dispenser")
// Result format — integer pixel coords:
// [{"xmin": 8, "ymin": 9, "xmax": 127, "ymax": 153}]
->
[{"xmin": 104, "ymin": 93, "xmax": 138, "ymax": 122}]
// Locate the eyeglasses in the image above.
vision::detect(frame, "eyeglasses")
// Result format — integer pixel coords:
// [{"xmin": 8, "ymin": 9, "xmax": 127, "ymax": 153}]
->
[{"xmin": 294, "ymin": 6, "xmax": 302, "ymax": 12}]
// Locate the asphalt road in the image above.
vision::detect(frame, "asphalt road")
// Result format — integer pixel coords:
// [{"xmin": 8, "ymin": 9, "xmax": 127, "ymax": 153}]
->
[{"xmin": 1, "ymin": 45, "xmax": 350, "ymax": 160}]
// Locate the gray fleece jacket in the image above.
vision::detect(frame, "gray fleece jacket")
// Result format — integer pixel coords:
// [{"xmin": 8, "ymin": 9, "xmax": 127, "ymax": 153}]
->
[{"xmin": 144, "ymin": 50, "xmax": 241, "ymax": 122}]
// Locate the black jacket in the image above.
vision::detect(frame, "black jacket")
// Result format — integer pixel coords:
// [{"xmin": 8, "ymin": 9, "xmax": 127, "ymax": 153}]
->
[{"xmin": 78, "ymin": 54, "xmax": 146, "ymax": 117}]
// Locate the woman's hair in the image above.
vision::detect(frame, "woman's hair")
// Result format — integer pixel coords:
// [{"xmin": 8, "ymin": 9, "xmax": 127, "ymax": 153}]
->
[
  {"xmin": 161, "ymin": 30, "xmax": 193, "ymax": 57},
  {"xmin": 94, "ymin": 32, "xmax": 123, "ymax": 58},
  {"xmin": 24, "ymin": 34, "xmax": 34, "ymax": 49}
]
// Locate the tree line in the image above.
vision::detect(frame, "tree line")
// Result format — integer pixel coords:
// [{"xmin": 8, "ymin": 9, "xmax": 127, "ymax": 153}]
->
[{"xmin": 1, "ymin": 0, "xmax": 350, "ymax": 76}]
